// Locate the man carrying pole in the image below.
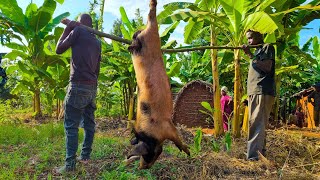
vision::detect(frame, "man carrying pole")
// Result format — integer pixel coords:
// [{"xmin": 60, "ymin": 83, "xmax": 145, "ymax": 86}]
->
[
  {"xmin": 242, "ymin": 30, "xmax": 276, "ymax": 161},
  {"xmin": 55, "ymin": 14, "xmax": 101, "ymax": 173}
]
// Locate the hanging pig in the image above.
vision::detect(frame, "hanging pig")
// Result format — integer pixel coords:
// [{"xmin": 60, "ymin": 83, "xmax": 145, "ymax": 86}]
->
[{"xmin": 127, "ymin": 0, "xmax": 190, "ymax": 169}]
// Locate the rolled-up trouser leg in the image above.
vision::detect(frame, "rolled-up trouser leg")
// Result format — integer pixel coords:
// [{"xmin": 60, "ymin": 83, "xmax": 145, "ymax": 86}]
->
[{"xmin": 247, "ymin": 94, "xmax": 274, "ymax": 160}]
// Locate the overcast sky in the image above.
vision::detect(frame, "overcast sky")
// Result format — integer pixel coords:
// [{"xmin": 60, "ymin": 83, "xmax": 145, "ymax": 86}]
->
[{"xmin": 0, "ymin": 0, "xmax": 319, "ymax": 53}]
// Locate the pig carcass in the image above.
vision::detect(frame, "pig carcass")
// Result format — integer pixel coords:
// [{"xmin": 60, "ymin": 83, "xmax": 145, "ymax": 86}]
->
[{"xmin": 127, "ymin": 0, "xmax": 190, "ymax": 169}]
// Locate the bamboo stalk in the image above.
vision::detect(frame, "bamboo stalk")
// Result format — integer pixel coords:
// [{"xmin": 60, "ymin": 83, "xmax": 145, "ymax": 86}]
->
[{"xmin": 61, "ymin": 18, "xmax": 275, "ymax": 53}]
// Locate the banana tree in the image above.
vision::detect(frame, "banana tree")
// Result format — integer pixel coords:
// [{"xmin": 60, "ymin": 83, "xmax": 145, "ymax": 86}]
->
[
  {"xmin": 157, "ymin": 0, "xmax": 319, "ymax": 136},
  {"xmin": 43, "ymin": 27, "xmax": 70, "ymax": 117},
  {"xmin": 0, "ymin": 0, "xmax": 69, "ymax": 117},
  {"xmin": 217, "ymin": 0, "xmax": 281, "ymax": 137},
  {"xmin": 158, "ymin": 0, "xmax": 279, "ymax": 137}
]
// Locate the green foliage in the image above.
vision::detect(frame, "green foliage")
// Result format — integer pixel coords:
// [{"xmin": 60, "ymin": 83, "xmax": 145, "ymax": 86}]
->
[
  {"xmin": 0, "ymin": 0, "xmax": 70, "ymax": 116},
  {"xmin": 160, "ymin": 21, "xmax": 179, "ymax": 48},
  {"xmin": 243, "ymin": 11, "xmax": 278, "ymax": 34},
  {"xmin": 110, "ymin": 18, "xmax": 123, "ymax": 37},
  {"xmin": 93, "ymin": 137, "xmax": 127, "ymax": 159},
  {"xmin": 211, "ymin": 138, "xmax": 220, "ymax": 152},
  {"xmin": 157, "ymin": 2, "xmax": 194, "ymax": 22},
  {"xmin": 201, "ymin": 101, "xmax": 214, "ymax": 113},
  {"xmin": 224, "ymin": 132, "xmax": 232, "ymax": 152},
  {"xmin": 0, "ymin": 98, "xmax": 32, "ymax": 124},
  {"xmin": 199, "ymin": 101, "xmax": 214, "ymax": 124},
  {"xmin": 209, "ymin": 133, "xmax": 232, "ymax": 153},
  {"xmin": 194, "ymin": 129, "xmax": 203, "ymax": 153}
]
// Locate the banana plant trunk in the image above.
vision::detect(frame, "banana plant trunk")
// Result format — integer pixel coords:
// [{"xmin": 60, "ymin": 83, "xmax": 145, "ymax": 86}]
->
[
  {"xmin": 127, "ymin": 82, "xmax": 136, "ymax": 129},
  {"xmin": 232, "ymin": 49, "xmax": 241, "ymax": 137},
  {"xmin": 34, "ymin": 88, "xmax": 41, "ymax": 118},
  {"xmin": 127, "ymin": 95, "xmax": 134, "ymax": 128},
  {"xmin": 210, "ymin": 25, "xmax": 223, "ymax": 137},
  {"xmin": 122, "ymin": 85, "xmax": 128, "ymax": 115},
  {"xmin": 274, "ymin": 75, "xmax": 281, "ymax": 123},
  {"xmin": 56, "ymin": 99, "xmax": 61, "ymax": 119}
]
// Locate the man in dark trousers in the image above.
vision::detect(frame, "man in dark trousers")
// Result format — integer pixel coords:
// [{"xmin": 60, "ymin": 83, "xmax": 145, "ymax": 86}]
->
[
  {"xmin": 55, "ymin": 14, "xmax": 101, "ymax": 173},
  {"xmin": 242, "ymin": 30, "xmax": 275, "ymax": 161},
  {"xmin": 308, "ymin": 83, "xmax": 320, "ymax": 128}
]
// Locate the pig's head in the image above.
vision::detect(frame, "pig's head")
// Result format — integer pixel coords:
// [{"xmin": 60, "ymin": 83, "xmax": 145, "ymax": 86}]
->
[{"xmin": 126, "ymin": 129, "xmax": 163, "ymax": 169}]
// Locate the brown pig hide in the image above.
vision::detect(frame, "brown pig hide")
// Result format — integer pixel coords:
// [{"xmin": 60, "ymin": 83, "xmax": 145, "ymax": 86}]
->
[{"xmin": 126, "ymin": 0, "xmax": 190, "ymax": 169}]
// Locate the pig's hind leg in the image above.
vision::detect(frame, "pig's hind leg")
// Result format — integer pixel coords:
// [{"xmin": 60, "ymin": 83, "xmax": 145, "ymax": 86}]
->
[{"xmin": 166, "ymin": 122, "xmax": 190, "ymax": 156}]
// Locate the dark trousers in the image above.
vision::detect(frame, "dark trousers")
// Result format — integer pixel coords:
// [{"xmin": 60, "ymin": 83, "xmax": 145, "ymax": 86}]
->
[
  {"xmin": 64, "ymin": 83, "xmax": 97, "ymax": 167},
  {"xmin": 247, "ymin": 94, "xmax": 274, "ymax": 160}
]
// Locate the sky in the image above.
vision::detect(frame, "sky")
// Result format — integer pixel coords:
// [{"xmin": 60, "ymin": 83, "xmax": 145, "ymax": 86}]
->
[{"xmin": 0, "ymin": 0, "xmax": 319, "ymax": 53}]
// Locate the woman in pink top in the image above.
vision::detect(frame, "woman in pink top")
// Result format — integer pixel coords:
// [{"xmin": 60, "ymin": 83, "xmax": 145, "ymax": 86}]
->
[{"xmin": 220, "ymin": 86, "xmax": 233, "ymax": 131}]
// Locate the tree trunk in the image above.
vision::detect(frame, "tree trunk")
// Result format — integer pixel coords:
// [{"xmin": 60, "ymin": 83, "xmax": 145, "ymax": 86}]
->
[
  {"xmin": 210, "ymin": 25, "xmax": 223, "ymax": 137},
  {"xmin": 56, "ymin": 99, "xmax": 62, "ymax": 120},
  {"xmin": 33, "ymin": 95, "xmax": 35, "ymax": 112},
  {"xmin": 127, "ymin": 83, "xmax": 135, "ymax": 129},
  {"xmin": 232, "ymin": 49, "xmax": 241, "ymax": 137},
  {"xmin": 127, "ymin": 96, "xmax": 134, "ymax": 129},
  {"xmin": 56, "ymin": 99, "xmax": 59, "ymax": 119},
  {"xmin": 123, "ymin": 86, "xmax": 128, "ymax": 115},
  {"xmin": 274, "ymin": 49, "xmax": 281, "ymax": 124},
  {"xmin": 34, "ymin": 88, "xmax": 41, "ymax": 118}
]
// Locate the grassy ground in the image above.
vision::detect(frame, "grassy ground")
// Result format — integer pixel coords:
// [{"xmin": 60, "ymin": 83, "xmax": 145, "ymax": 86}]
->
[
  {"xmin": 0, "ymin": 119, "xmax": 188, "ymax": 179},
  {"xmin": 0, "ymin": 118, "xmax": 319, "ymax": 179}
]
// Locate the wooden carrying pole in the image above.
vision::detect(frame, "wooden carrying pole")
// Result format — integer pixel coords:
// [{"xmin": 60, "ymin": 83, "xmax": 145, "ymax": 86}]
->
[
  {"xmin": 61, "ymin": 18, "xmax": 274, "ymax": 53},
  {"xmin": 61, "ymin": 18, "xmax": 132, "ymax": 45},
  {"xmin": 162, "ymin": 45, "xmax": 268, "ymax": 53}
]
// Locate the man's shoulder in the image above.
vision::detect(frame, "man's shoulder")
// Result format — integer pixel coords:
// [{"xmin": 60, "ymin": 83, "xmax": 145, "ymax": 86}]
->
[{"xmin": 73, "ymin": 26, "xmax": 86, "ymax": 34}]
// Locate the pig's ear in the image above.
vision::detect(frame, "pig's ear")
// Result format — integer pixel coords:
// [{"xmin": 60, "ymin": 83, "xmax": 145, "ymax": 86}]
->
[{"xmin": 127, "ymin": 141, "xmax": 149, "ymax": 158}]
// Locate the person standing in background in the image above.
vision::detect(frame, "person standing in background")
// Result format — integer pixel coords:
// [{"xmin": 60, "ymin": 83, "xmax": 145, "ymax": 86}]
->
[{"xmin": 220, "ymin": 86, "xmax": 233, "ymax": 131}]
